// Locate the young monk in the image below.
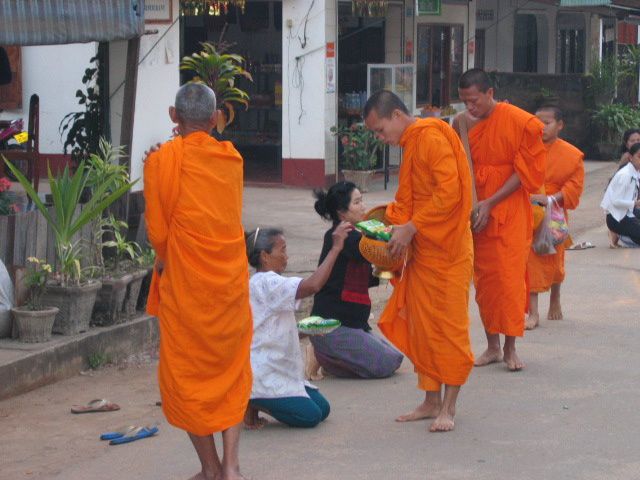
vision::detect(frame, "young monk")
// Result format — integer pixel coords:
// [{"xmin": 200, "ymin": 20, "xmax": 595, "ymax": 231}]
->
[
  {"xmin": 526, "ymin": 106, "xmax": 584, "ymax": 330},
  {"xmin": 144, "ymin": 83, "xmax": 252, "ymax": 480},
  {"xmin": 364, "ymin": 90, "xmax": 474, "ymax": 432},
  {"xmin": 454, "ymin": 69, "xmax": 546, "ymax": 371}
]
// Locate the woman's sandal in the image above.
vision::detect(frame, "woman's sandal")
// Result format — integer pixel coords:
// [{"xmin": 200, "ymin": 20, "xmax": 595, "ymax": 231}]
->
[{"xmin": 70, "ymin": 399, "xmax": 120, "ymax": 414}]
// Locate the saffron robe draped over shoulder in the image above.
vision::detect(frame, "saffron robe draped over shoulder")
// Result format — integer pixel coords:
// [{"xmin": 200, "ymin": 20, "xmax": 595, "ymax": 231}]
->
[
  {"xmin": 379, "ymin": 118, "xmax": 474, "ymax": 388},
  {"xmin": 144, "ymin": 131, "xmax": 252, "ymax": 436},
  {"xmin": 528, "ymin": 138, "xmax": 584, "ymax": 292},
  {"xmin": 468, "ymin": 103, "xmax": 546, "ymax": 337}
]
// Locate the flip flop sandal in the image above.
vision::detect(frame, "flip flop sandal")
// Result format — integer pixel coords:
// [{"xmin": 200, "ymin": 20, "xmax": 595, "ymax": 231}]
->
[
  {"xmin": 70, "ymin": 399, "xmax": 120, "ymax": 414},
  {"xmin": 109, "ymin": 424, "xmax": 159, "ymax": 446},
  {"xmin": 100, "ymin": 425, "xmax": 138, "ymax": 441}
]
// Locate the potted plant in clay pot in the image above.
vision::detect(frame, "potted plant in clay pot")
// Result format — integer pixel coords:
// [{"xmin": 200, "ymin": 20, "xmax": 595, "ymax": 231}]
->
[
  {"xmin": 3, "ymin": 152, "xmax": 135, "ymax": 335},
  {"xmin": 11, "ymin": 258, "xmax": 58, "ymax": 343},
  {"xmin": 331, "ymin": 123, "xmax": 383, "ymax": 192},
  {"xmin": 92, "ymin": 215, "xmax": 140, "ymax": 326}
]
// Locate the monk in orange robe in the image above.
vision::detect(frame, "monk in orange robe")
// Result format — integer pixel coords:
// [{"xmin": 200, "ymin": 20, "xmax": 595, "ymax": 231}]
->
[
  {"xmin": 455, "ymin": 69, "xmax": 546, "ymax": 371},
  {"xmin": 144, "ymin": 83, "xmax": 252, "ymax": 480},
  {"xmin": 364, "ymin": 90, "xmax": 474, "ymax": 432},
  {"xmin": 526, "ymin": 106, "xmax": 584, "ymax": 330}
]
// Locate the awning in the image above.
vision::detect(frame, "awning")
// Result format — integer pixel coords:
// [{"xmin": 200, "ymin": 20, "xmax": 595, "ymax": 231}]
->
[
  {"xmin": 560, "ymin": 0, "xmax": 611, "ymax": 6},
  {"xmin": 0, "ymin": 0, "xmax": 145, "ymax": 46}
]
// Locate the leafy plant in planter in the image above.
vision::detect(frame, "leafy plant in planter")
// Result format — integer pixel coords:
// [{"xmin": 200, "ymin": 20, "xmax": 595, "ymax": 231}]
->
[
  {"xmin": 11, "ymin": 258, "xmax": 59, "ymax": 343},
  {"xmin": 591, "ymin": 103, "xmax": 640, "ymax": 159},
  {"xmin": 331, "ymin": 123, "xmax": 383, "ymax": 192},
  {"xmin": 180, "ymin": 42, "xmax": 252, "ymax": 133},
  {"xmin": 586, "ymin": 54, "xmax": 618, "ymax": 106},
  {"xmin": 4, "ymin": 155, "xmax": 135, "ymax": 334}
]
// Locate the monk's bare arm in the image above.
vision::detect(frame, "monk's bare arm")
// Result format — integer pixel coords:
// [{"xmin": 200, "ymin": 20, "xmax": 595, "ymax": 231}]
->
[
  {"xmin": 296, "ymin": 222, "xmax": 352, "ymax": 299},
  {"xmin": 473, "ymin": 173, "xmax": 521, "ymax": 232}
]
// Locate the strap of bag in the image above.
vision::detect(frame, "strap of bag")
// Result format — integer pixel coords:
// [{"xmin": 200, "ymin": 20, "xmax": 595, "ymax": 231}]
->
[{"xmin": 459, "ymin": 114, "xmax": 478, "ymax": 207}]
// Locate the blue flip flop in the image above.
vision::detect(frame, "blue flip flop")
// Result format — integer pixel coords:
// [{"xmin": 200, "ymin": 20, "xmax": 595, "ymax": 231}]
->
[
  {"xmin": 100, "ymin": 425, "xmax": 138, "ymax": 441},
  {"xmin": 109, "ymin": 425, "xmax": 158, "ymax": 445}
]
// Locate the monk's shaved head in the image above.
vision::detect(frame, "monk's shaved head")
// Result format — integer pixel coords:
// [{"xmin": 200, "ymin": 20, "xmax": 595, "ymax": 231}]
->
[
  {"xmin": 364, "ymin": 90, "xmax": 409, "ymax": 119},
  {"xmin": 459, "ymin": 68, "xmax": 492, "ymax": 93},
  {"xmin": 175, "ymin": 83, "xmax": 217, "ymax": 123},
  {"xmin": 536, "ymin": 105, "xmax": 563, "ymax": 122}
]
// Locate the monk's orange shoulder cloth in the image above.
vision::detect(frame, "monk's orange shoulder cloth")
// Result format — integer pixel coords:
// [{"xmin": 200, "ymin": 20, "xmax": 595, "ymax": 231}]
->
[
  {"xmin": 144, "ymin": 131, "xmax": 252, "ymax": 435},
  {"xmin": 468, "ymin": 103, "xmax": 546, "ymax": 337},
  {"xmin": 380, "ymin": 118, "xmax": 474, "ymax": 387},
  {"xmin": 528, "ymin": 138, "xmax": 584, "ymax": 293}
]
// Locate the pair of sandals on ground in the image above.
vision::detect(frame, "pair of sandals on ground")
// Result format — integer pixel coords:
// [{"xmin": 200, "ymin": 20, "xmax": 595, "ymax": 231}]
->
[{"xmin": 70, "ymin": 398, "xmax": 158, "ymax": 445}]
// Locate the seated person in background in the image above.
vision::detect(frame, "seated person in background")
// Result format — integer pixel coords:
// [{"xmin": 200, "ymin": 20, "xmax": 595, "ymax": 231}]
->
[
  {"xmin": 617, "ymin": 129, "xmax": 640, "ymax": 169},
  {"xmin": 309, "ymin": 181, "xmax": 403, "ymax": 379},
  {"xmin": 602, "ymin": 142, "xmax": 640, "ymax": 247},
  {"xmin": 244, "ymin": 223, "xmax": 350, "ymax": 429}
]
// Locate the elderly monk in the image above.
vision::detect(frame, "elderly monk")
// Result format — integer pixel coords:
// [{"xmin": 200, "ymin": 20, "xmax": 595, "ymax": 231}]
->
[
  {"xmin": 144, "ymin": 83, "xmax": 252, "ymax": 480},
  {"xmin": 454, "ymin": 69, "xmax": 546, "ymax": 371},
  {"xmin": 526, "ymin": 106, "xmax": 584, "ymax": 330},
  {"xmin": 364, "ymin": 90, "xmax": 474, "ymax": 432}
]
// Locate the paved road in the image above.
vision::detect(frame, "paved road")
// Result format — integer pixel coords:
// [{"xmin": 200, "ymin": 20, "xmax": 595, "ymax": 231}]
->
[{"xmin": 2, "ymin": 161, "xmax": 639, "ymax": 480}]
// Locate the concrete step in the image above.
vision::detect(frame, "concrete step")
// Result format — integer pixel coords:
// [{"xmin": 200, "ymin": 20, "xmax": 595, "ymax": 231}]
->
[{"xmin": 0, "ymin": 314, "xmax": 158, "ymax": 400}]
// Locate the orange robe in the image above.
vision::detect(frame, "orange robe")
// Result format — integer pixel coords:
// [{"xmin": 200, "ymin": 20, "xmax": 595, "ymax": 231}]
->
[
  {"xmin": 379, "ymin": 118, "xmax": 474, "ymax": 389},
  {"xmin": 528, "ymin": 138, "xmax": 584, "ymax": 292},
  {"xmin": 144, "ymin": 131, "xmax": 252, "ymax": 436},
  {"xmin": 468, "ymin": 103, "xmax": 546, "ymax": 337}
]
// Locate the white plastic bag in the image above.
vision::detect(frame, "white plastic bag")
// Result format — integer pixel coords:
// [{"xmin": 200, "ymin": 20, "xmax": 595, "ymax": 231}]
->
[
  {"xmin": 0, "ymin": 259, "xmax": 14, "ymax": 338},
  {"xmin": 532, "ymin": 202, "xmax": 557, "ymax": 256}
]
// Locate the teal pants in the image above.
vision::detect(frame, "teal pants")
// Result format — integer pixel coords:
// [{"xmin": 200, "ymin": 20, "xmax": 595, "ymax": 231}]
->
[{"xmin": 250, "ymin": 387, "xmax": 330, "ymax": 428}]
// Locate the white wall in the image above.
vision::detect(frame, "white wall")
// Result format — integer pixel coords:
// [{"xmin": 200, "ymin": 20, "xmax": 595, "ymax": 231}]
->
[
  {"xmin": 0, "ymin": 43, "xmax": 97, "ymax": 155},
  {"xmin": 282, "ymin": 0, "xmax": 335, "ymax": 164}
]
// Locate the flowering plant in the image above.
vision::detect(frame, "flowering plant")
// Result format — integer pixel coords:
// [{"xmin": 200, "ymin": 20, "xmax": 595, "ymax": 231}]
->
[
  {"xmin": 24, "ymin": 257, "xmax": 53, "ymax": 310},
  {"xmin": 331, "ymin": 123, "xmax": 383, "ymax": 171},
  {"xmin": 0, "ymin": 176, "xmax": 19, "ymax": 215}
]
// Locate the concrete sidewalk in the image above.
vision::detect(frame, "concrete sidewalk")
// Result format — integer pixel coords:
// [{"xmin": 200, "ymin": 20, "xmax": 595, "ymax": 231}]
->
[{"xmin": 2, "ymin": 160, "xmax": 639, "ymax": 480}]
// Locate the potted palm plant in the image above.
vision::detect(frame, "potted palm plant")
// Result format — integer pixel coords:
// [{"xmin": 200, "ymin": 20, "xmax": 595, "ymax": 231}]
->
[
  {"xmin": 11, "ymin": 258, "xmax": 59, "ymax": 343},
  {"xmin": 180, "ymin": 41, "xmax": 252, "ymax": 133},
  {"xmin": 331, "ymin": 123, "xmax": 383, "ymax": 192},
  {"xmin": 3, "ymin": 152, "xmax": 135, "ymax": 335}
]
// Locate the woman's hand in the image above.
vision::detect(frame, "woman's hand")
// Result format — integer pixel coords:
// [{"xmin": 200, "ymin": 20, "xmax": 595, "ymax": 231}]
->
[
  {"xmin": 530, "ymin": 194, "xmax": 547, "ymax": 206},
  {"xmin": 388, "ymin": 221, "xmax": 417, "ymax": 258},
  {"xmin": 331, "ymin": 221, "xmax": 353, "ymax": 251}
]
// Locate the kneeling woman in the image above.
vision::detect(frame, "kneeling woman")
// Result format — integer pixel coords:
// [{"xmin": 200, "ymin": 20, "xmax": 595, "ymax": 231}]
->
[
  {"xmin": 310, "ymin": 182, "xmax": 403, "ymax": 379},
  {"xmin": 245, "ymin": 223, "xmax": 350, "ymax": 428},
  {"xmin": 602, "ymin": 142, "xmax": 640, "ymax": 246}
]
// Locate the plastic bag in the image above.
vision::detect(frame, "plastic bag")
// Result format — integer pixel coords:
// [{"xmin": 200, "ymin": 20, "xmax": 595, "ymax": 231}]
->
[
  {"xmin": 548, "ymin": 197, "xmax": 569, "ymax": 246},
  {"xmin": 532, "ymin": 203, "xmax": 556, "ymax": 255}
]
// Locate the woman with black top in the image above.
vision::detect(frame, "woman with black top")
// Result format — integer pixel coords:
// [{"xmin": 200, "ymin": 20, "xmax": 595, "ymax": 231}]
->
[{"xmin": 310, "ymin": 181, "xmax": 403, "ymax": 378}]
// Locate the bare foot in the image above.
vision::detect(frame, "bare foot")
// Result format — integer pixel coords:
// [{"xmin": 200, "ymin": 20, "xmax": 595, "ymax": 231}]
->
[
  {"xmin": 395, "ymin": 400, "xmax": 441, "ymax": 422},
  {"xmin": 429, "ymin": 409, "xmax": 455, "ymax": 432},
  {"xmin": 221, "ymin": 468, "xmax": 246, "ymax": 480},
  {"xmin": 547, "ymin": 305, "xmax": 563, "ymax": 320},
  {"xmin": 244, "ymin": 405, "xmax": 268, "ymax": 430},
  {"xmin": 503, "ymin": 348, "xmax": 524, "ymax": 371},
  {"xmin": 187, "ymin": 472, "xmax": 215, "ymax": 480},
  {"xmin": 609, "ymin": 230, "xmax": 620, "ymax": 248},
  {"xmin": 474, "ymin": 348, "xmax": 503, "ymax": 366},
  {"xmin": 525, "ymin": 313, "xmax": 539, "ymax": 330}
]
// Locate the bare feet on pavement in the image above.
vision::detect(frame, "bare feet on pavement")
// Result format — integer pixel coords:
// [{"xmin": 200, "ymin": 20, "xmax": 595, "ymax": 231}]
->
[
  {"xmin": 396, "ymin": 400, "xmax": 441, "ymax": 422},
  {"xmin": 503, "ymin": 348, "xmax": 524, "ymax": 371},
  {"xmin": 474, "ymin": 348, "xmax": 503, "ymax": 366},
  {"xmin": 525, "ymin": 313, "xmax": 539, "ymax": 330},
  {"xmin": 429, "ymin": 409, "xmax": 455, "ymax": 432},
  {"xmin": 548, "ymin": 300, "xmax": 563, "ymax": 320},
  {"xmin": 244, "ymin": 405, "xmax": 268, "ymax": 430}
]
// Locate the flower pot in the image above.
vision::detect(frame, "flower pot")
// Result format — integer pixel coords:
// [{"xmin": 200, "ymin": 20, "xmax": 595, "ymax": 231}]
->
[
  {"xmin": 136, "ymin": 268, "xmax": 153, "ymax": 313},
  {"xmin": 0, "ymin": 309, "xmax": 11, "ymax": 338},
  {"xmin": 11, "ymin": 306, "xmax": 59, "ymax": 343},
  {"xmin": 122, "ymin": 269, "xmax": 148, "ymax": 320},
  {"xmin": 43, "ymin": 281, "xmax": 102, "ymax": 335},
  {"xmin": 92, "ymin": 274, "xmax": 133, "ymax": 326},
  {"xmin": 341, "ymin": 169, "xmax": 376, "ymax": 193}
]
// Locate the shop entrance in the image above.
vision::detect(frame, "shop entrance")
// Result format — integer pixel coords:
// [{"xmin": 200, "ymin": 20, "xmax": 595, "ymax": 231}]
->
[{"xmin": 181, "ymin": 1, "xmax": 283, "ymax": 183}]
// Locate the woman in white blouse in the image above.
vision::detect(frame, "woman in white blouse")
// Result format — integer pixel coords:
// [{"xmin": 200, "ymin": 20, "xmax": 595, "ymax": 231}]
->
[
  {"xmin": 602, "ymin": 142, "xmax": 640, "ymax": 247},
  {"xmin": 243, "ymin": 223, "xmax": 350, "ymax": 429}
]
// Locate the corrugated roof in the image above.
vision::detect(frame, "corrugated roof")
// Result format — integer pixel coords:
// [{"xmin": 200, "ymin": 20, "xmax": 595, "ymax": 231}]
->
[
  {"xmin": 560, "ymin": 0, "xmax": 611, "ymax": 6},
  {"xmin": 0, "ymin": 0, "xmax": 145, "ymax": 46}
]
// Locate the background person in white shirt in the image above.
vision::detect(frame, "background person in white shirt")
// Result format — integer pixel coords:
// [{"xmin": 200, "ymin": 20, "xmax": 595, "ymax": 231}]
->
[
  {"xmin": 244, "ymin": 223, "xmax": 351, "ymax": 429},
  {"xmin": 602, "ymin": 142, "xmax": 640, "ymax": 246}
]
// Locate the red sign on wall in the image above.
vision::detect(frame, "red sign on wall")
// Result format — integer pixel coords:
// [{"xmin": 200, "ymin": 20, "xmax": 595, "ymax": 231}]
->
[{"xmin": 326, "ymin": 42, "xmax": 335, "ymax": 58}]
